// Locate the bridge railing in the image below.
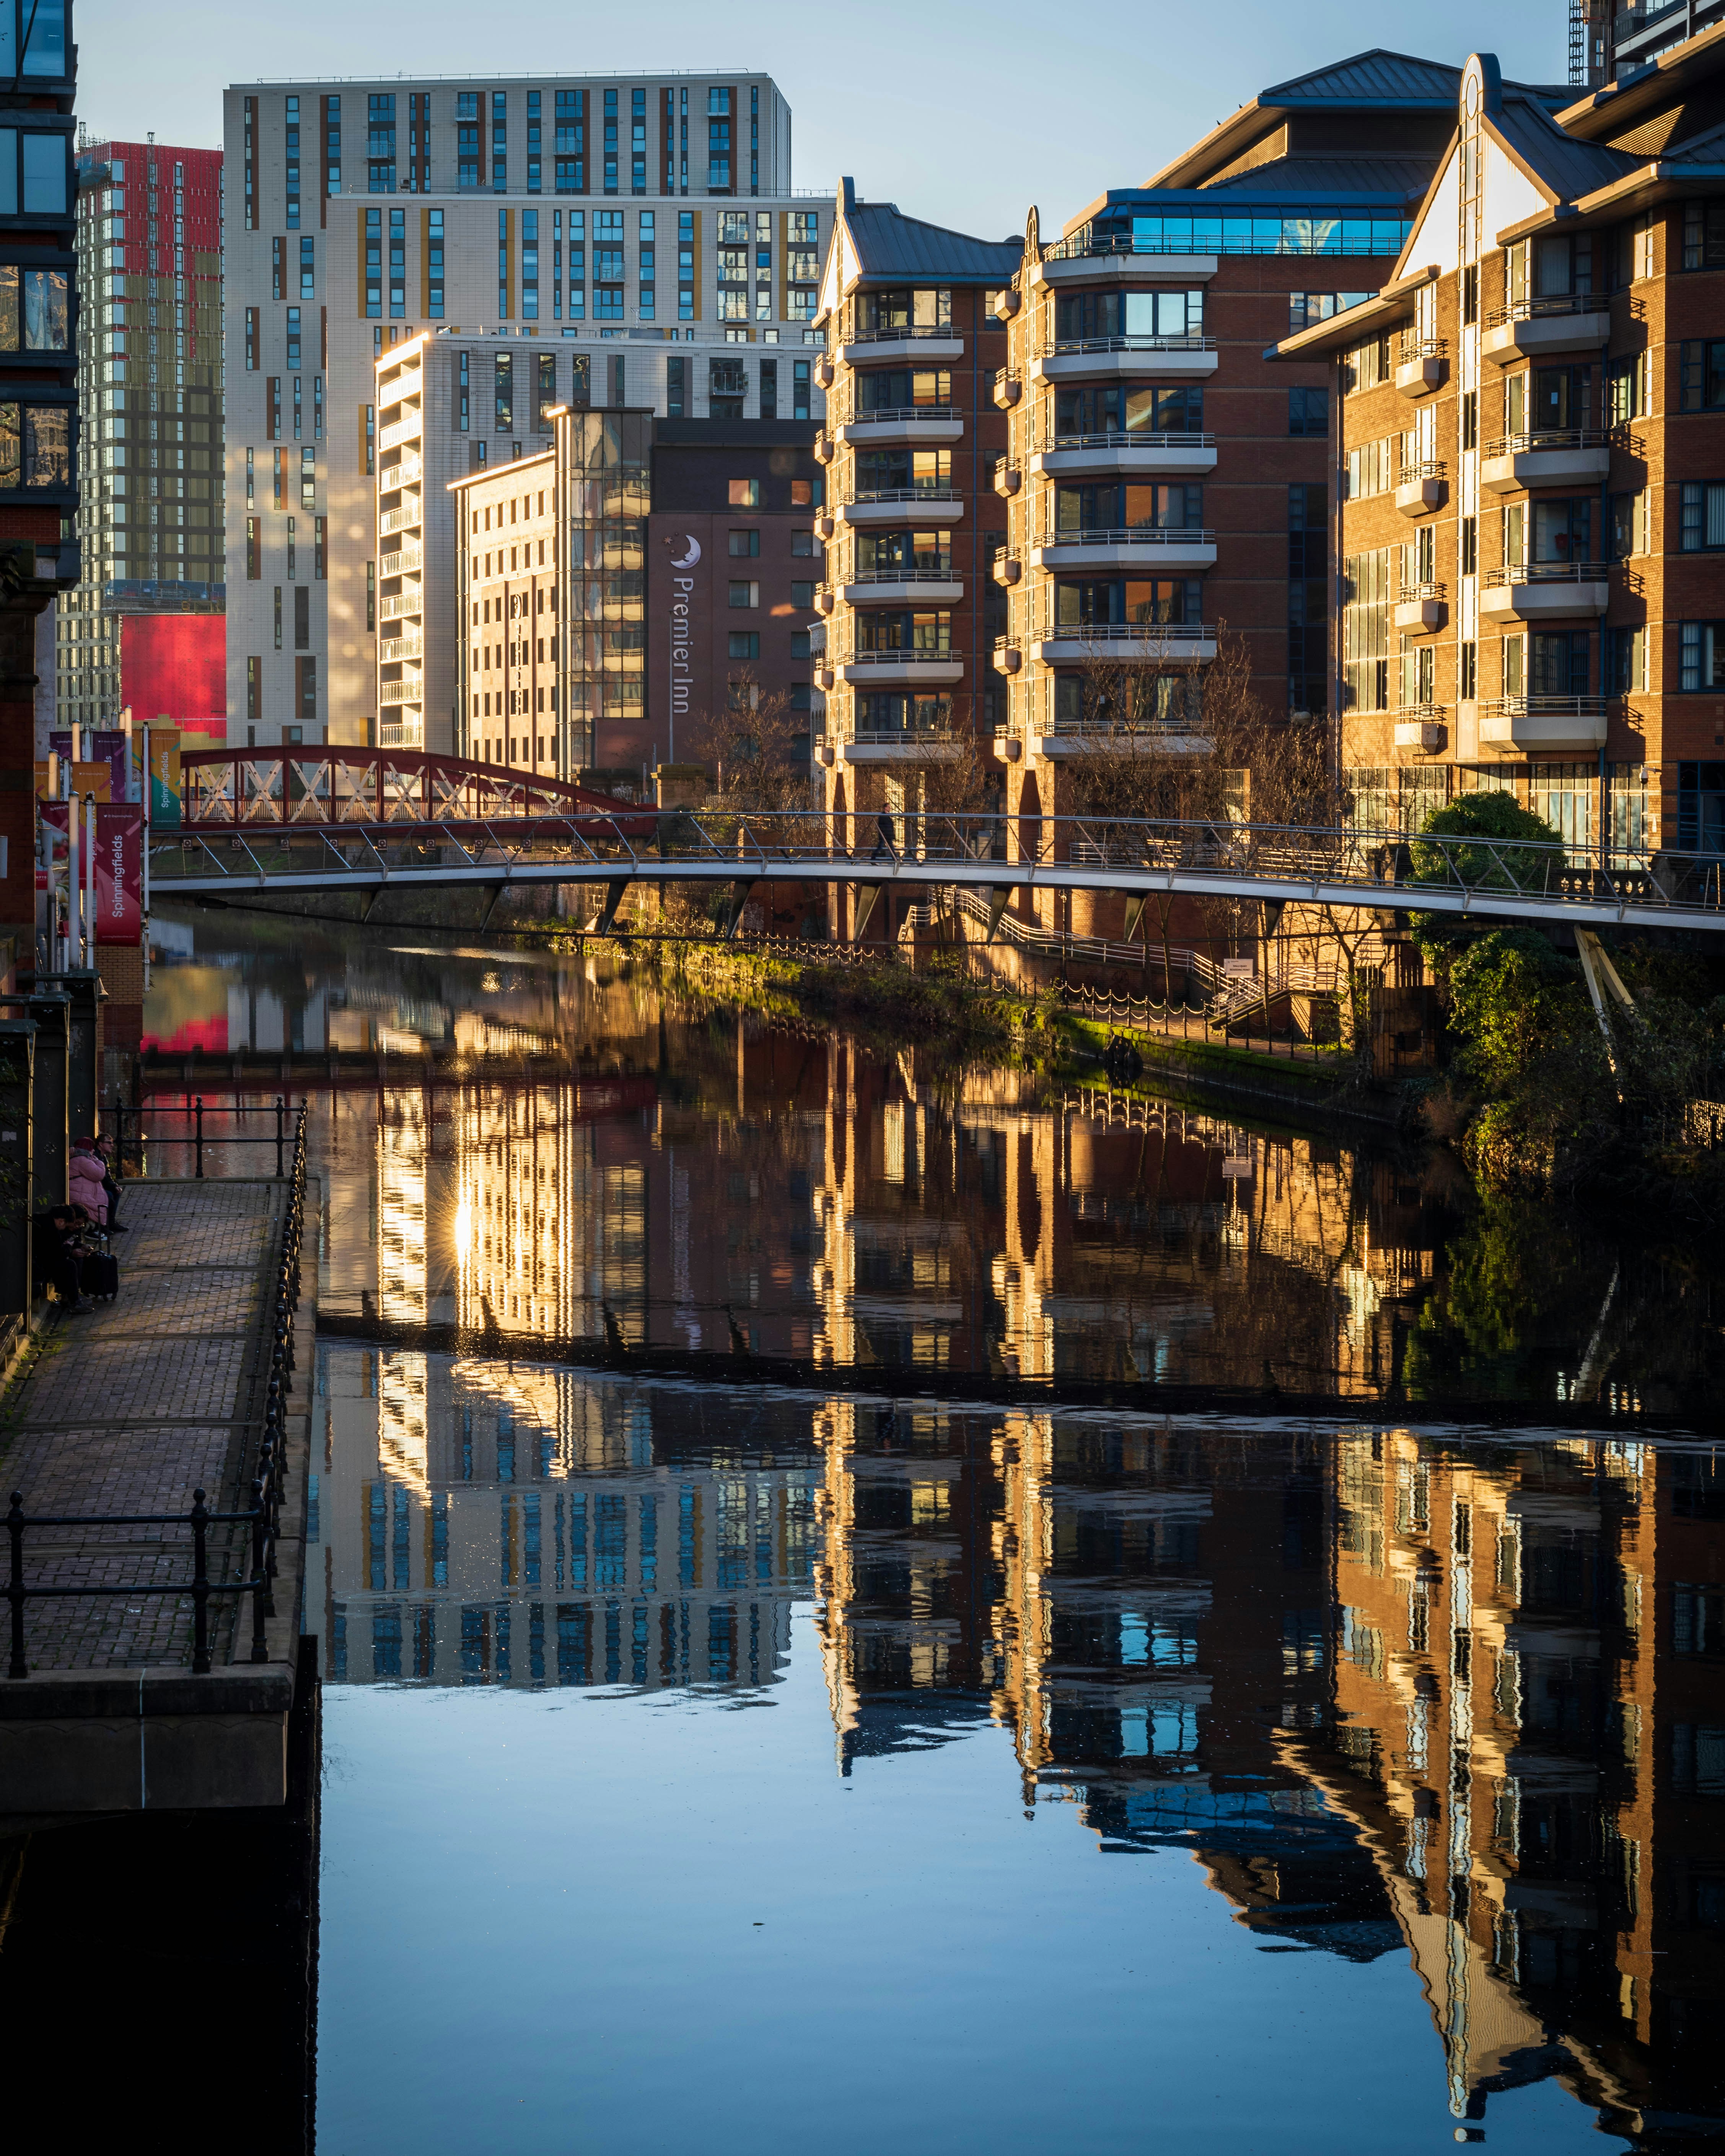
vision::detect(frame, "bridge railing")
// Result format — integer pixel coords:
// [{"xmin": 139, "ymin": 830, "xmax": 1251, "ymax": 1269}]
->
[{"xmin": 142, "ymin": 807, "xmax": 1725, "ymax": 925}]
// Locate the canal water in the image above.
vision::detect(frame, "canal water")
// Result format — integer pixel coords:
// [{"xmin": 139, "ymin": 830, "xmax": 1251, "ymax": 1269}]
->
[{"xmin": 155, "ymin": 909, "xmax": 1725, "ymax": 2150}]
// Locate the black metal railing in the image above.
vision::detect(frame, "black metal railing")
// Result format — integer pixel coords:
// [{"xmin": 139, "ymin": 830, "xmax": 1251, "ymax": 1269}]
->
[
  {"xmin": 112, "ymin": 1094, "xmax": 305, "ymax": 1180},
  {"xmin": 3, "ymin": 1107, "xmax": 307, "ymax": 1677}
]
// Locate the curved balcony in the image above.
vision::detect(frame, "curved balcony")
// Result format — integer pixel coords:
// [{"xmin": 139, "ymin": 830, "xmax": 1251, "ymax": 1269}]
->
[
  {"xmin": 837, "ymin": 405, "xmax": 964, "ymax": 446},
  {"xmin": 1395, "ymin": 335, "xmax": 1446, "ymax": 399},
  {"xmin": 1026, "ymin": 525, "xmax": 1217, "ymax": 573},
  {"xmin": 1479, "ymin": 561, "xmax": 1612, "ymax": 622},
  {"xmin": 990, "ymin": 548, "xmax": 1020, "ymax": 586},
  {"xmin": 992, "ymin": 458, "xmax": 1021, "ymax": 497},
  {"xmin": 838, "ymin": 327, "xmax": 966, "ymax": 366},
  {"xmin": 1394, "ymin": 583, "xmax": 1446, "ymax": 633},
  {"xmin": 1029, "ymin": 236, "xmax": 1218, "ymax": 287},
  {"xmin": 1481, "ymin": 429, "xmax": 1613, "ymax": 494},
  {"xmin": 1482, "ymin": 294, "xmax": 1613, "ymax": 366},
  {"xmin": 840, "ymin": 570, "xmax": 964, "ymax": 606},
  {"xmin": 839, "ymin": 648, "xmax": 964, "ymax": 687},
  {"xmin": 814, "ymin": 585, "xmax": 835, "ymax": 614},
  {"xmin": 1393, "ymin": 706, "xmax": 1446, "ymax": 752},
  {"xmin": 836, "ymin": 488, "xmax": 965, "ymax": 527},
  {"xmin": 813, "ymin": 432, "xmax": 834, "ymax": 463},
  {"xmin": 992, "ymin": 368, "xmax": 1021, "ymax": 410},
  {"xmin": 1004, "ymin": 621, "xmax": 1217, "ymax": 666},
  {"xmin": 1028, "ymin": 334, "xmax": 1218, "ymax": 384},
  {"xmin": 1394, "ymin": 460, "xmax": 1445, "ymax": 518},
  {"xmin": 1479, "ymin": 693, "xmax": 1611, "ymax": 757},
  {"xmin": 814, "ymin": 353, "xmax": 836, "ymax": 389},
  {"xmin": 1026, "ymin": 430, "xmax": 1217, "ymax": 479}
]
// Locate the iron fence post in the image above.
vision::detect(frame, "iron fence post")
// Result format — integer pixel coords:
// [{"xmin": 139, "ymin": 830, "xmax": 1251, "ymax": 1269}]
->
[
  {"xmin": 275, "ymin": 1095, "xmax": 285, "ymax": 1179},
  {"xmin": 194, "ymin": 1096, "xmax": 204, "ymax": 1178},
  {"xmin": 6, "ymin": 1492, "xmax": 25, "ymax": 1679},
  {"xmin": 250, "ymin": 1476, "xmax": 270, "ymax": 1660},
  {"xmin": 190, "ymin": 1488, "xmax": 211, "ymax": 1674}
]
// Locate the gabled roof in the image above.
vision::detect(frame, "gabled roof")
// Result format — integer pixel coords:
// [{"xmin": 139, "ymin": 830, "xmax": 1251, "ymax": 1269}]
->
[
  {"xmin": 1144, "ymin": 49, "xmax": 1572, "ymax": 193},
  {"xmin": 1489, "ymin": 88, "xmax": 1640, "ymax": 204},
  {"xmin": 836, "ymin": 178, "xmax": 1021, "ymax": 286}
]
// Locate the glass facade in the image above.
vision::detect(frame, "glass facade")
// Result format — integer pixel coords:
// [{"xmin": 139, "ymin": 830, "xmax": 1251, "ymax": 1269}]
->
[{"xmin": 559, "ymin": 409, "xmax": 650, "ymax": 767}]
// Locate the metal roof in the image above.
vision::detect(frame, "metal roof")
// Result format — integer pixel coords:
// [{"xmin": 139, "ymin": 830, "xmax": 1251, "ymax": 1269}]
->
[
  {"xmin": 1257, "ymin": 48, "xmax": 1569, "ymax": 108},
  {"xmin": 1202, "ymin": 154, "xmax": 1438, "ymax": 199},
  {"xmin": 1490, "ymin": 90, "xmax": 1640, "ymax": 204},
  {"xmin": 843, "ymin": 195, "xmax": 1022, "ymax": 284}
]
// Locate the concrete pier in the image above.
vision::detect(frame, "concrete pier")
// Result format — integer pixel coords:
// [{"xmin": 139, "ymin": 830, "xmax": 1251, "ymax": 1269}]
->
[{"xmin": 0, "ymin": 1177, "xmax": 314, "ymax": 1812}]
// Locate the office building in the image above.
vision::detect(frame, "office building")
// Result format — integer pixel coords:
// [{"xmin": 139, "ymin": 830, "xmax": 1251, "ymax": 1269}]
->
[
  {"xmin": 376, "ymin": 329, "xmax": 821, "ymax": 765},
  {"xmin": 0, "ymin": 0, "xmax": 77, "ymax": 948},
  {"xmin": 989, "ymin": 53, "xmax": 1576, "ymax": 943},
  {"xmin": 810, "ymin": 181, "xmax": 1020, "ymax": 900},
  {"xmin": 225, "ymin": 71, "xmax": 827, "ymax": 750},
  {"xmin": 1570, "ymin": 0, "xmax": 1725, "ymax": 86},
  {"xmin": 65, "ymin": 136, "xmax": 223, "ymax": 733},
  {"xmin": 1275, "ymin": 30, "xmax": 1725, "ymax": 855}
]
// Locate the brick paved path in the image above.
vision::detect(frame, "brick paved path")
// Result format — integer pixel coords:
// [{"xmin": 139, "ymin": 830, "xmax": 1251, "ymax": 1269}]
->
[{"xmin": 0, "ymin": 1182, "xmax": 287, "ymax": 1671}]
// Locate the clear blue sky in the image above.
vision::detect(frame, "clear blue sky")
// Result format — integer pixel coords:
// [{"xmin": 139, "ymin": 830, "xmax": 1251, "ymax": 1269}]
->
[{"xmin": 74, "ymin": 0, "xmax": 1569, "ymax": 236}]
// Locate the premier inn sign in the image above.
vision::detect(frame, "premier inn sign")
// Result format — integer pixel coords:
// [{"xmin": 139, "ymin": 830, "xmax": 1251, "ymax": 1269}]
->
[{"xmin": 666, "ymin": 531, "xmax": 702, "ymax": 759}]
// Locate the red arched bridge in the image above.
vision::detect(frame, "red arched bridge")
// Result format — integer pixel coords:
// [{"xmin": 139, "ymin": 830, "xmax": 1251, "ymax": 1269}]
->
[{"xmin": 140, "ymin": 746, "xmax": 1725, "ymax": 937}]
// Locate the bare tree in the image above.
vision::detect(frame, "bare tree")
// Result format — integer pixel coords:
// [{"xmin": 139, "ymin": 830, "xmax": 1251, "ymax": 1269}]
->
[{"xmin": 687, "ymin": 671, "xmax": 811, "ymax": 814}]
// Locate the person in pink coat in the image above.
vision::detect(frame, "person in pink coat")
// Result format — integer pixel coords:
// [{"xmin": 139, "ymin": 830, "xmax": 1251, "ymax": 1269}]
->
[{"xmin": 68, "ymin": 1139, "xmax": 108, "ymax": 1228}]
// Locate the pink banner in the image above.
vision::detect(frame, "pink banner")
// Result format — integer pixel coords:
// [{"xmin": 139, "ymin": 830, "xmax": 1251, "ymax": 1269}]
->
[
  {"xmin": 94, "ymin": 804, "xmax": 142, "ymax": 945},
  {"xmin": 91, "ymin": 730, "xmax": 132, "ymax": 801}
]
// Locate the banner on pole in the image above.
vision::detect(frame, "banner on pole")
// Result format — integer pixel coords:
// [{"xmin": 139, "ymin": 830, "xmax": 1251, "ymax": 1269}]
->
[
  {"xmin": 149, "ymin": 728, "xmax": 181, "ymax": 829},
  {"xmin": 95, "ymin": 804, "xmax": 143, "ymax": 945}
]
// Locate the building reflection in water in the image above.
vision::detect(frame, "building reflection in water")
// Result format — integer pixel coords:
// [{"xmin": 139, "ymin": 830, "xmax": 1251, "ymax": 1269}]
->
[{"xmin": 317, "ymin": 1339, "xmax": 1722, "ymax": 2143}]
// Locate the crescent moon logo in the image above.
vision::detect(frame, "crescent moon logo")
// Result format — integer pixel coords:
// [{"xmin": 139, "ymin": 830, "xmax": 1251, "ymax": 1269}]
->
[{"xmin": 668, "ymin": 535, "xmax": 702, "ymax": 568}]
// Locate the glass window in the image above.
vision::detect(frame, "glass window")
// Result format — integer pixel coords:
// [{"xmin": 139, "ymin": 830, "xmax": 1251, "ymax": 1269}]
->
[
  {"xmin": 1681, "ymin": 341, "xmax": 1725, "ymax": 412},
  {"xmin": 16, "ymin": 0, "xmax": 66, "ymax": 76},
  {"xmin": 1681, "ymin": 482, "xmax": 1725, "ymax": 552},
  {"xmin": 21, "ymin": 131, "xmax": 64, "ymax": 213},
  {"xmin": 1681, "ymin": 622, "xmax": 1725, "ymax": 692},
  {"xmin": 728, "ymin": 477, "xmax": 759, "ymax": 508},
  {"xmin": 1288, "ymin": 387, "xmax": 1328, "ymax": 436}
]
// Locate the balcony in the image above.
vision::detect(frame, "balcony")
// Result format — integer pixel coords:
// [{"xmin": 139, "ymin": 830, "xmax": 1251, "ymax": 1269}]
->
[
  {"xmin": 1032, "ymin": 718, "xmax": 1214, "ymax": 760},
  {"xmin": 814, "ymin": 353, "xmax": 835, "ymax": 389},
  {"xmin": 842, "ymin": 722, "xmax": 966, "ymax": 764},
  {"xmin": 992, "ymin": 458, "xmax": 1021, "ymax": 497},
  {"xmin": 991, "ymin": 548, "xmax": 1020, "ymax": 586},
  {"xmin": 841, "ymin": 570, "xmax": 964, "ymax": 606},
  {"xmin": 1395, "ymin": 335, "xmax": 1446, "ymax": 398},
  {"xmin": 1006, "ymin": 621, "xmax": 1218, "ymax": 666},
  {"xmin": 378, "ymin": 590, "xmax": 421, "ymax": 624},
  {"xmin": 992, "ymin": 369, "xmax": 1021, "ymax": 410},
  {"xmin": 378, "ymin": 679, "xmax": 422, "ymax": 707},
  {"xmin": 378, "ymin": 720, "xmax": 423, "ymax": 748},
  {"xmin": 380, "ymin": 501, "xmax": 422, "ymax": 537},
  {"xmin": 381, "ymin": 452, "xmax": 423, "ymax": 491},
  {"xmin": 1481, "ymin": 428, "xmax": 1613, "ymax": 493},
  {"xmin": 1029, "ymin": 335, "xmax": 1218, "ymax": 385},
  {"xmin": 1030, "ymin": 236, "xmax": 1219, "ymax": 287},
  {"xmin": 814, "ymin": 584, "xmax": 835, "ymax": 614},
  {"xmin": 838, "ymin": 327, "xmax": 966, "ymax": 366},
  {"xmin": 1394, "ymin": 583, "xmax": 1446, "ymax": 633},
  {"xmin": 1027, "ymin": 525, "xmax": 1217, "ymax": 573},
  {"xmin": 379, "ymin": 631, "xmax": 423, "ymax": 663},
  {"xmin": 1026, "ymin": 430, "xmax": 1217, "ymax": 479},
  {"xmin": 1394, "ymin": 460, "xmax": 1445, "ymax": 518},
  {"xmin": 992, "ymin": 289, "xmax": 1020, "ymax": 321},
  {"xmin": 1479, "ymin": 694, "xmax": 1611, "ymax": 757},
  {"xmin": 381, "ymin": 541, "xmax": 422, "ymax": 576},
  {"xmin": 837, "ymin": 488, "xmax": 965, "ymax": 526},
  {"xmin": 813, "ymin": 432, "xmax": 833, "ymax": 462},
  {"xmin": 839, "ymin": 648, "xmax": 964, "ymax": 687},
  {"xmin": 378, "ymin": 412, "xmax": 421, "ymax": 453},
  {"xmin": 1393, "ymin": 706, "xmax": 1446, "ymax": 752},
  {"xmin": 1480, "ymin": 561, "xmax": 1612, "ymax": 622},
  {"xmin": 837, "ymin": 405, "xmax": 964, "ymax": 446},
  {"xmin": 1481, "ymin": 295, "xmax": 1613, "ymax": 366}
]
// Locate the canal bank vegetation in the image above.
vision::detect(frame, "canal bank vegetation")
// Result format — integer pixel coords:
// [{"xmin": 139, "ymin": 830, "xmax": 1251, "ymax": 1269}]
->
[{"xmin": 1405, "ymin": 793, "xmax": 1725, "ymax": 1208}]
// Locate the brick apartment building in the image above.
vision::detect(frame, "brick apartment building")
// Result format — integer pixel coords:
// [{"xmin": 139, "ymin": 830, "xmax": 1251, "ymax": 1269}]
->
[{"xmin": 1275, "ymin": 29, "xmax": 1725, "ymax": 857}]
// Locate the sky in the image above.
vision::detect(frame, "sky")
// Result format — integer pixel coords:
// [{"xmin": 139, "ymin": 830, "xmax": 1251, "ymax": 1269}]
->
[{"xmin": 74, "ymin": 0, "xmax": 1569, "ymax": 236}]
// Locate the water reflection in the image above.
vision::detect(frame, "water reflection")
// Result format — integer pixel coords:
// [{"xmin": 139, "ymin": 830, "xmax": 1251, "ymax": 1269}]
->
[
  {"xmin": 146, "ymin": 909, "xmax": 1725, "ymax": 1416},
  {"xmin": 315, "ymin": 1343, "xmax": 1723, "ymax": 2142}
]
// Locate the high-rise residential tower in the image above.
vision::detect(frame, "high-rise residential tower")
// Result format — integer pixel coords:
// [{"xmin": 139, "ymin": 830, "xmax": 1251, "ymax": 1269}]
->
[
  {"xmin": 65, "ymin": 137, "xmax": 223, "ymax": 731},
  {"xmin": 224, "ymin": 72, "xmax": 826, "ymax": 750}
]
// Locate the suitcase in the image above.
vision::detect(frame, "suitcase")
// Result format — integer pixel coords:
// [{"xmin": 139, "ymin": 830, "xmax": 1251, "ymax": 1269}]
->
[{"xmin": 80, "ymin": 1252, "xmax": 119, "ymax": 1300}]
